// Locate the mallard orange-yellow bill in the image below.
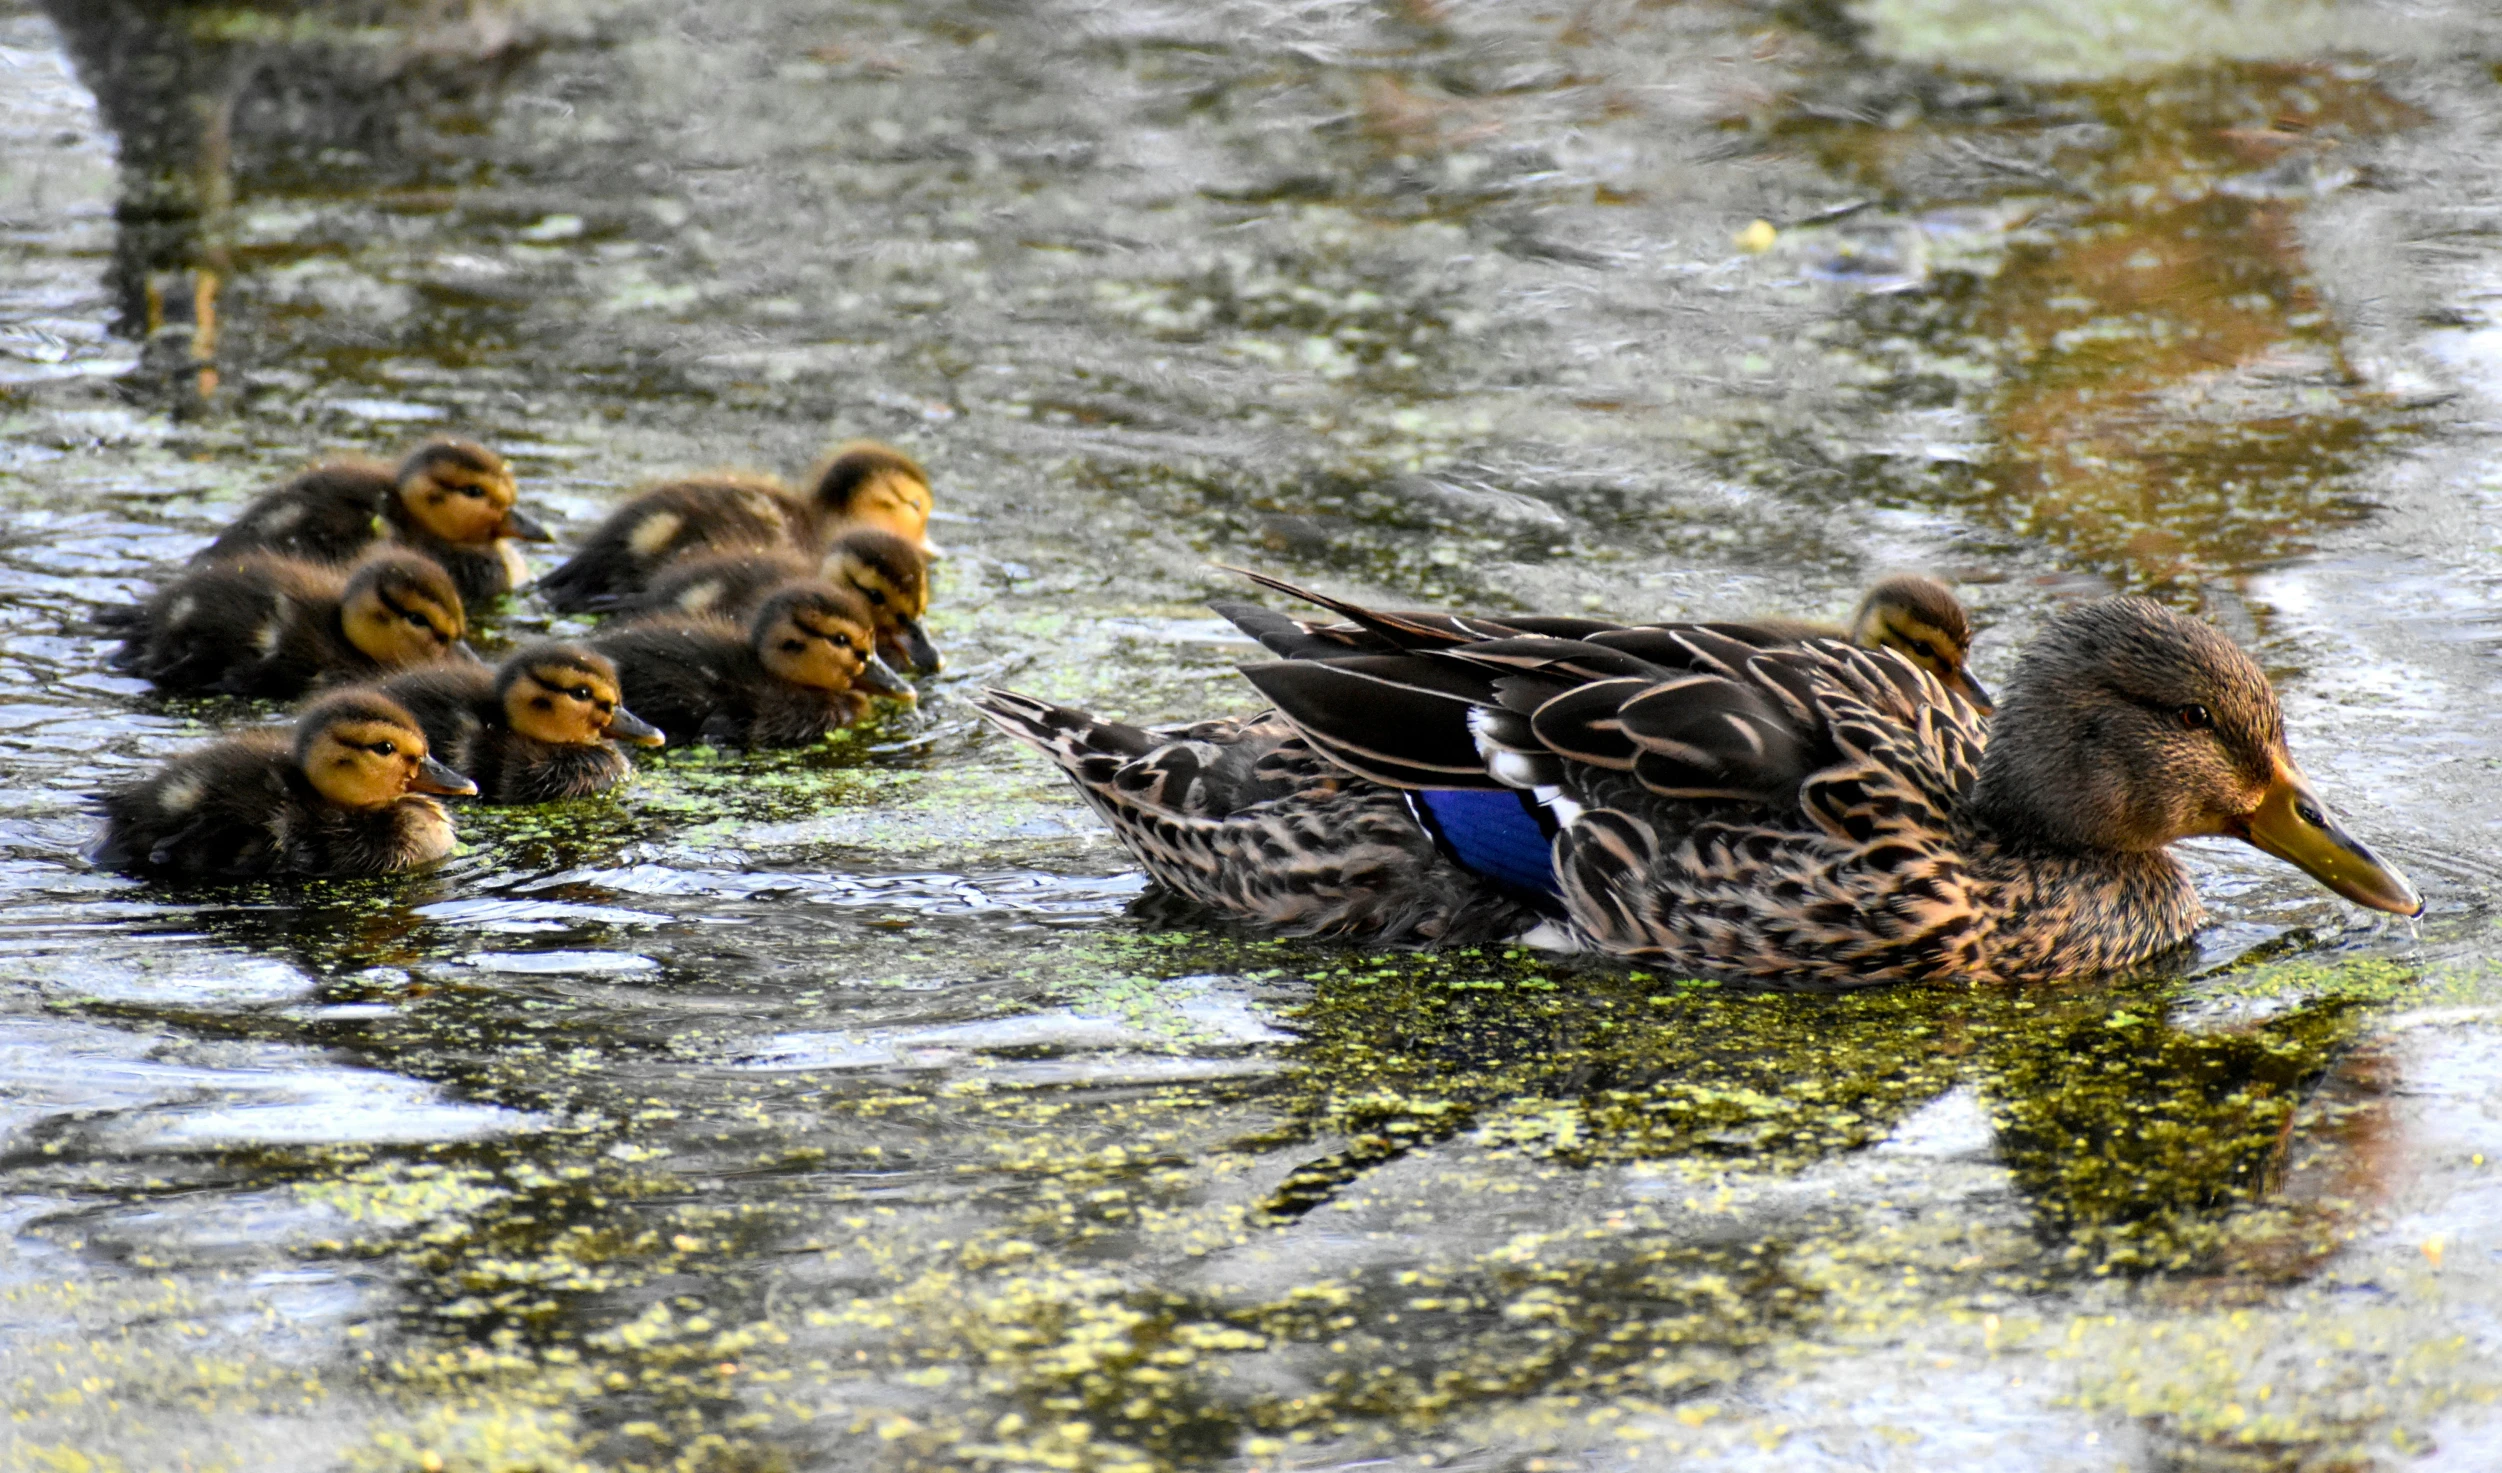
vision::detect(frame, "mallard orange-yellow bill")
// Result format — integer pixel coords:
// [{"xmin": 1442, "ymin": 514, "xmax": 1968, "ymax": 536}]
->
[{"xmin": 2231, "ymin": 766, "xmax": 2421, "ymax": 916}]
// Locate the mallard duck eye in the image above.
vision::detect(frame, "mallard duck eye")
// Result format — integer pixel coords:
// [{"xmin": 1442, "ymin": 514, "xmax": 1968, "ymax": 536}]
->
[
  {"xmin": 372, "ymin": 740, "xmax": 396, "ymax": 756},
  {"xmin": 571, "ymin": 685, "xmax": 593, "ymax": 701},
  {"xmin": 2177, "ymin": 703, "xmax": 2212, "ymax": 731}
]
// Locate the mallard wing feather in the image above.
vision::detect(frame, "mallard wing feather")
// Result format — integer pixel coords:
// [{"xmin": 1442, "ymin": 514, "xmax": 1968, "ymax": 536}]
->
[{"xmin": 972, "ymin": 688, "xmax": 1539, "ymax": 943}]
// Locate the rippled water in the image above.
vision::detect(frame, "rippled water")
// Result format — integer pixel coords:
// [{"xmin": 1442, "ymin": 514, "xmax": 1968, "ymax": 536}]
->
[{"xmin": 4, "ymin": 0, "xmax": 2502, "ymax": 1469}]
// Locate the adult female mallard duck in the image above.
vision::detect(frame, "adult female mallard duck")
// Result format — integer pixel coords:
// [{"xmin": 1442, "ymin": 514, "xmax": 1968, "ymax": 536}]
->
[
  {"xmin": 535, "ymin": 442, "xmax": 934, "ymax": 612},
  {"xmin": 191, "ymin": 439, "xmax": 550, "ymax": 608},
  {"xmin": 369, "ymin": 642, "xmax": 665, "ymax": 804},
  {"xmin": 87, "ymin": 689, "xmax": 478, "ymax": 878},
  {"xmin": 590, "ymin": 582, "xmax": 915, "ymax": 747},
  {"xmin": 589, "ymin": 529, "xmax": 942, "ymax": 673},
  {"xmin": 976, "ymin": 579, "xmax": 2419, "ymax": 984},
  {"xmin": 105, "ymin": 549, "xmax": 471, "ymax": 698}
]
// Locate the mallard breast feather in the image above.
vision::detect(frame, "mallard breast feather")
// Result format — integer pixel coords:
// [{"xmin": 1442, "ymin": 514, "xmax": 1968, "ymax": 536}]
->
[{"xmin": 976, "ymin": 575, "xmax": 2419, "ymax": 985}]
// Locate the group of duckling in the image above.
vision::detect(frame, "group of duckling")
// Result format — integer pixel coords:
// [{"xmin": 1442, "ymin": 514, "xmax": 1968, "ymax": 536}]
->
[
  {"xmin": 88, "ymin": 439, "xmax": 2425, "ymax": 988},
  {"xmin": 89, "ymin": 438, "xmax": 943, "ymax": 879}
]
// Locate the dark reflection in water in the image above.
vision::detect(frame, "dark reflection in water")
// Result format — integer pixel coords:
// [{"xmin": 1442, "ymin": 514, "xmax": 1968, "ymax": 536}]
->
[{"xmin": 36, "ymin": 0, "xmax": 531, "ymax": 406}]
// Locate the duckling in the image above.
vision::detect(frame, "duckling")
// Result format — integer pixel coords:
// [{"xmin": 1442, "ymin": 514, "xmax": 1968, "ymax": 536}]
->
[
  {"xmin": 536, "ymin": 441, "xmax": 933, "ymax": 612},
  {"xmin": 86, "ymin": 689, "xmax": 478, "ymax": 878},
  {"xmin": 590, "ymin": 582, "xmax": 914, "ymax": 746},
  {"xmin": 370, "ymin": 642, "xmax": 666, "ymax": 804},
  {"xmin": 191, "ymin": 439, "xmax": 550, "ymax": 608},
  {"xmin": 1752, "ymin": 573, "xmax": 1992, "ymax": 713},
  {"xmin": 596, "ymin": 528, "xmax": 943, "ymax": 673},
  {"xmin": 107, "ymin": 549, "xmax": 470, "ymax": 698}
]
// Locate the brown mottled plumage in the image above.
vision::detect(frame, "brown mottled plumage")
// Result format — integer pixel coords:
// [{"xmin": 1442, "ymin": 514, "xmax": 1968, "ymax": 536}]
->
[
  {"xmin": 106, "ymin": 549, "xmax": 470, "ymax": 698},
  {"xmin": 370, "ymin": 643, "xmax": 664, "ymax": 804},
  {"xmin": 589, "ymin": 583, "xmax": 914, "ymax": 747},
  {"xmin": 984, "ymin": 583, "xmax": 2419, "ymax": 984},
  {"xmin": 971, "ymin": 692, "xmax": 1540, "ymax": 943},
  {"xmin": 535, "ymin": 442, "xmax": 933, "ymax": 611},
  {"xmin": 190, "ymin": 440, "xmax": 548, "ymax": 607},
  {"xmin": 86, "ymin": 690, "xmax": 477, "ymax": 878}
]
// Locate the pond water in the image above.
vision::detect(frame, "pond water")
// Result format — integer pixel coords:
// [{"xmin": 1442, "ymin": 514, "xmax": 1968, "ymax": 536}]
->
[{"xmin": 3, "ymin": 0, "xmax": 2501, "ymax": 1469}]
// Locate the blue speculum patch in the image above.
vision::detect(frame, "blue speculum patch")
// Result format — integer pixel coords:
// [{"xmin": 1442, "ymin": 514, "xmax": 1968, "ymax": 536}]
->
[{"xmin": 1414, "ymin": 787, "xmax": 1560, "ymax": 897}]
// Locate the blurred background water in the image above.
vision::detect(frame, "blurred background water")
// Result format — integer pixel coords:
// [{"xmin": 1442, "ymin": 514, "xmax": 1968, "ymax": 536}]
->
[{"xmin": 3, "ymin": 0, "xmax": 2502, "ymax": 1469}]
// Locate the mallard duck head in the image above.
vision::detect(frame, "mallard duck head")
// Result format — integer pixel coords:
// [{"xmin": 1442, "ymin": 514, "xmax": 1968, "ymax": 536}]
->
[
  {"xmin": 1851, "ymin": 573, "xmax": 1991, "ymax": 713},
  {"xmin": 499, "ymin": 643, "xmax": 665, "ymax": 749},
  {"xmin": 341, "ymin": 551, "xmax": 470, "ymax": 669},
  {"xmin": 1970, "ymin": 598, "xmax": 2419, "ymax": 915},
  {"xmin": 820, "ymin": 528, "xmax": 941, "ymax": 673},
  {"xmin": 807, "ymin": 441, "xmax": 935, "ymax": 553},
  {"xmin": 297, "ymin": 690, "xmax": 477, "ymax": 808},
  {"xmin": 397, "ymin": 439, "xmax": 548, "ymax": 547},
  {"xmin": 751, "ymin": 582, "xmax": 915, "ymax": 701}
]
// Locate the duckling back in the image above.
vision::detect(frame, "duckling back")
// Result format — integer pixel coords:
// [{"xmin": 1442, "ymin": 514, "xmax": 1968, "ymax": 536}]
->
[
  {"xmin": 189, "ymin": 459, "xmax": 397, "ymax": 568},
  {"xmin": 109, "ymin": 549, "xmax": 468, "ymax": 698},
  {"xmin": 587, "ymin": 613, "xmax": 759, "ymax": 745},
  {"xmin": 536, "ymin": 474, "xmax": 802, "ymax": 612}
]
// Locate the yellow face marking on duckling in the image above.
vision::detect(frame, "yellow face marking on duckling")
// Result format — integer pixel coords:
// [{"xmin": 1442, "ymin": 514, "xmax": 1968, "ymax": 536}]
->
[
  {"xmin": 1850, "ymin": 577, "xmax": 1992, "ymax": 714},
  {"xmin": 303, "ymin": 717, "xmax": 476, "ymax": 808},
  {"xmin": 846, "ymin": 471, "xmax": 935, "ymax": 552},
  {"xmin": 757, "ymin": 603, "xmax": 878, "ymax": 692},
  {"xmin": 628, "ymin": 510, "xmax": 685, "ymax": 558},
  {"xmin": 341, "ymin": 580, "xmax": 467, "ymax": 669},
  {"xmin": 402, "ymin": 462, "xmax": 524, "ymax": 548},
  {"xmin": 505, "ymin": 661, "xmax": 663, "ymax": 748},
  {"xmin": 820, "ymin": 543, "xmax": 929, "ymax": 620}
]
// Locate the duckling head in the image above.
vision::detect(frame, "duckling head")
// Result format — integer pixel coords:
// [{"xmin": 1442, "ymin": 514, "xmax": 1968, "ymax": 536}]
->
[
  {"xmin": 1969, "ymin": 598, "xmax": 2419, "ymax": 915},
  {"xmin": 396, "ymin": 439, "xmax": 548, "ymax": 547},
  {"xmin": 807, "ymin": 441, "xmax": 934, "ymax": 553},
  {"xmin": 499, "ymin": 643, "xmax": 665, "ymax": 749},
  {"xmin": 751, "ymin": 582, "xmax": 914, "ymax": 701},
  {"xmin": 296, "ymin": 690, "xmax": 478, "ymax": 808},
  {"xmin": 820, "ymin": 528, "xmax": 941, "ymax": 673},
  {"xmin": 1850, "ymin": 573, "xmax": 1991, "ymax": 713},
  {"xmin": 341, "ymin": 551, "xmax": 470, "ymax": 670}
]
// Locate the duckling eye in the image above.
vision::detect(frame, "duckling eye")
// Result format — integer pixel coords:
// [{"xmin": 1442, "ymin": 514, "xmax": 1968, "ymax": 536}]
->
[
  {"xmin": 2177, "ymin": 704, "xmax": 2213, "ymax": 731},
  {"xmin": 406, "ymin": 611, "xmax": 431, "ymax": 628},
  {"xmin": 864, "ymin": 587, "xmax": 888, "ymax": 605},
  {"xmin": 370, "ymin": 740, "xmax": 396, "ymax": 756},
  {"xmin": 570, "ymin": 685, "xmax": 593, "ymax": 701},
  {"xmin": 779, "ymin": 637, "xmax": 807, "ymax": 653},
  {"xmin": 455, "ymin": 482, "xmax": 486, "ymax": 499}
]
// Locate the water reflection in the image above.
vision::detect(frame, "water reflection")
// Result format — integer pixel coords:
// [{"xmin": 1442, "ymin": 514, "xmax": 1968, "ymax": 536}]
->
[
  {"xmin": 1766, "ymin": 61, "xmax": 2425, "ymax": 595},
  {"xmin": 36, "ymin": 0, "xmax": 531, "ymax": 408}
]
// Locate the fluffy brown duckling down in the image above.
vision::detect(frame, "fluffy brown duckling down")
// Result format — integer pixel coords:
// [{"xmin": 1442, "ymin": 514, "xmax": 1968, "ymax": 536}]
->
[
  {"xmin": 535, "ymin": 442, "xmax": 933, "ymax": 612},
  {"xmin": 105, "ymin": 548, "xmax": 471, "ymax": 699},
  {"xmin": 599, "ymin": 528, "xmax": 942, "ymax": 674},
  {"xmin": 191, "ymin": 439, "xmax": 550, "ymax": 608},
  {"xmin": 590, "ymin": 582, "xmax": 913, "ymax": 747},
  {"xmin": 370, "ymin": 642, "xmax": 665, "ymax": 804},
  {"xmin": 87, "ymin": 689, "xmax": 477, "ymax": 878}
]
